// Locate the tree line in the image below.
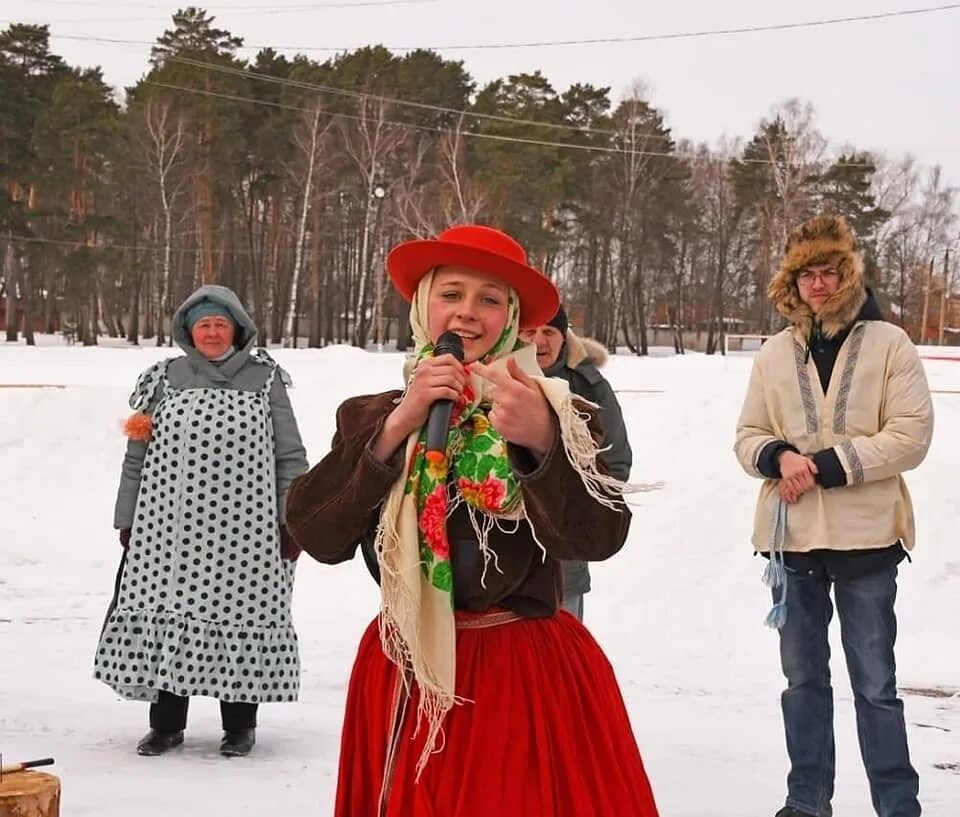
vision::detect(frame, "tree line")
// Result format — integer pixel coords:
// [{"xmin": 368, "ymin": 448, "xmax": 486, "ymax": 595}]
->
[{"xmin": 2, "ymin": 9, "xmax": 958, "ymax": 351}]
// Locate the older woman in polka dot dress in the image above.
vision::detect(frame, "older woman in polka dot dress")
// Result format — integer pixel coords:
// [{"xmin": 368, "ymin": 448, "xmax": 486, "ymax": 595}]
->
[{"xmin": 94, "ymin": 285, "xmax": 308, "ymax": 758}]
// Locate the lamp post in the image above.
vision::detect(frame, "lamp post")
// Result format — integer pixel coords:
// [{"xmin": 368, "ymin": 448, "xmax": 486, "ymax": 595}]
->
[{"xmin": 371, "ymin": 182, "xmax": 389, "ymax": 351}]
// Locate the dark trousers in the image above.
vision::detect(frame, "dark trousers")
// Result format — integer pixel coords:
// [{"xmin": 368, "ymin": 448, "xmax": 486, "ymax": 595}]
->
[
  {"xmin": 149, "ymin": 690, "xmax": 258, "ymax": 733},
  {"xmin": 777, "ymin": 562, "xmax": 919, "ymax": 817},
  {"xmin": 561, "ymin": 593, "xmax": 585, "ymax": 622}
]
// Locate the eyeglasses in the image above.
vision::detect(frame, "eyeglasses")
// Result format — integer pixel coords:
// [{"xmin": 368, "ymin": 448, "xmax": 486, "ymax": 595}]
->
[{"xmin": 796, "ymin": 267, "xmax": 839, "ymax": 284}]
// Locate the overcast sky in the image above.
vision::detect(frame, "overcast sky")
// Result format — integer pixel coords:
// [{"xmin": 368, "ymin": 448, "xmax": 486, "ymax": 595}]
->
[{"xmin": 5, "ymin": 0, "xmax": 960, "ymax": 187}]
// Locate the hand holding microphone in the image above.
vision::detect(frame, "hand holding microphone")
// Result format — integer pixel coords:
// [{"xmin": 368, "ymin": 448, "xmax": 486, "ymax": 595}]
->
[{"xmin": 376, "ymin": 332, "xmax": 466, "ymax": 463}]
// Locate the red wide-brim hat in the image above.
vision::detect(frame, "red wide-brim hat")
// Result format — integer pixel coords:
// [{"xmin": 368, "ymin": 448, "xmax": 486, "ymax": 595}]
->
[{"xmin": 386, "ymin": 224, "xmax": 560, "ymax": 329}]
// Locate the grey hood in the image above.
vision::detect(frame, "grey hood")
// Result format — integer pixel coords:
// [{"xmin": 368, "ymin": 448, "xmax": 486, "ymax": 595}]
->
[{"xmin": 171, "ymin": 285, "xmax": 259, "ymax": 380}]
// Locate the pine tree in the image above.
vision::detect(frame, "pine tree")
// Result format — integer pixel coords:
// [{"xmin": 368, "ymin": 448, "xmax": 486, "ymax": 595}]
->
[
  {"xmin": 149, "ymin": 7, "xmax": 245, "ymax": 288},
  {"xmin": 817, "ymin": 152, "xmax": 890, "ymax": 283},
  {"xmin": 0, "ymin": 23, "xmax": 66, "ymax": 342}
]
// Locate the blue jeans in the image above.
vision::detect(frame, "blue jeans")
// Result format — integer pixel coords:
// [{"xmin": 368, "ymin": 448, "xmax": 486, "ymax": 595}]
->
[{"xmin": 777, "ymin": 563, "xmax": 920, "ymax": 817}]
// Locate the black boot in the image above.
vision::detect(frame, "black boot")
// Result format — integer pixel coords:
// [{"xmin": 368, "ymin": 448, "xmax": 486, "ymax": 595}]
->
[
  {"xmin": 136, "ymin": 729, "xmax": 184, "ymax": 756},
  {"xmin": 775, "ymin": 808, "xmax": 816, "ymax": 817},
  {"xmin": 220, "ymin": 728, "xmax": 256, "ymax": 757}
]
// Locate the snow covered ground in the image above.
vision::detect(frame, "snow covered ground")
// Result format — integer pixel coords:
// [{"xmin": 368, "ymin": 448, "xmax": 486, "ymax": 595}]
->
[{"xmin": 1, "ymin": 338, "xmax": 958, "ymax": 815}]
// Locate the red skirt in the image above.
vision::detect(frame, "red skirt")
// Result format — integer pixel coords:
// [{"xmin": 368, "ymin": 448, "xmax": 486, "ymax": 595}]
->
[{"xmin": 335, "ymin": 609, "xmax": 659, "ymax": 817}]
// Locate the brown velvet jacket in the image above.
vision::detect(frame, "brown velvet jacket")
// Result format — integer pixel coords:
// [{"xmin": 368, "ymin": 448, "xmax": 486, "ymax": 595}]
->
[{"xmin": 286, "ymin": 391, "xmax": 632, "ymax": 618}]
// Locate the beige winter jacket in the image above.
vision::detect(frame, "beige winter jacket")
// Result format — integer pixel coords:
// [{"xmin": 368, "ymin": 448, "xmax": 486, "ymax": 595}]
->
[
  {"xmin": 735, "ymin": 320, "xmax": 933, "ymax": 552},
  {"xmin": 735, "ymin": 216, "xmax": 934, "ymax": 554}
]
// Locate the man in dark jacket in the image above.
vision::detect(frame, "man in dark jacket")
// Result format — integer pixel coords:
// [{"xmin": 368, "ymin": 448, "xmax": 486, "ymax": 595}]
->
[{"xmin": 520, "ymin": 305, "xmax": 632, "ymax": 620}]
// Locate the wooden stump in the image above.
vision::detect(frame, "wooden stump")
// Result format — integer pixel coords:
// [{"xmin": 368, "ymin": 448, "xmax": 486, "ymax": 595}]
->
[{"xmin": 0, "ymin": 771, "xmax": 60, "ymax": 817}]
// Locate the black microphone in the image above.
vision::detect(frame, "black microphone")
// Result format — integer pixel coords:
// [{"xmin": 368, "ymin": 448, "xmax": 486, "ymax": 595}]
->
[{"xmin": 424, "ymin": 331, "xmax": 465, "ymax": 465}]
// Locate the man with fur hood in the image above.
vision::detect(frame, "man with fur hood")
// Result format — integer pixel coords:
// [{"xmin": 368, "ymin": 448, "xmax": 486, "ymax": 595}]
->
[
  {"xmin": 521, "ymin": 305, "xmax": 632, "ymax": 620},
  {"xmin": 735, "ymin": 215, "xmax": 933, "ymax": 817}
]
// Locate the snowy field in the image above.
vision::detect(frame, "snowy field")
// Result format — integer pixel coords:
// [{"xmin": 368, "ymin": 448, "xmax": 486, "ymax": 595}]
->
[{"xmin": 1, "ymin": 338, "xmax": 958, "ymax": 816}]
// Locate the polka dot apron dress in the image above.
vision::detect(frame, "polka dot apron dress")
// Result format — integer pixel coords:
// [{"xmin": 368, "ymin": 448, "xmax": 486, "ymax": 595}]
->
[{"xmin": 95, "ymin": 357, "xmax": 300, "ymax": 704}]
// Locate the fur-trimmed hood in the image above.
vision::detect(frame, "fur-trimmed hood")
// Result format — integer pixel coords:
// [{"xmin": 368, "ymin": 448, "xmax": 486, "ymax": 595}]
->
[
  {"xmin": 564, "ymin": 331, "xmax": 609, "ymax": 369},
  {"xmin": 768, "ymin": 215, "xmax": 866, "ymax": 340}
]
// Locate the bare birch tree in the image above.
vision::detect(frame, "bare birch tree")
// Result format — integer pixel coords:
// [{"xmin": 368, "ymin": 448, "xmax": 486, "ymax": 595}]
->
[
  {"xmin": 339, "ymin": 94, "xmax": 402, "ymax": 346},
  {"xmin": 135, "ymin": 96, "xmax": 187, "ymax": 345},
  {"xmin": 283, "ymin": 97, "xmax": 333, "ymax": 346}
]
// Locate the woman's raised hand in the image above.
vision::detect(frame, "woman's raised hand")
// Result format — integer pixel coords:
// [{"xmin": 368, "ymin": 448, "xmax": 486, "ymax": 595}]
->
[{"xmin": 470, "ymin": 357, "xmax": 555, "ymax": 460}]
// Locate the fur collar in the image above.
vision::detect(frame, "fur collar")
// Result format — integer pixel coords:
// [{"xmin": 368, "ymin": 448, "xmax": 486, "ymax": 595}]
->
[{"xmin": 564, "ymin": 330, "xmax": 608, "ymax": 369}]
